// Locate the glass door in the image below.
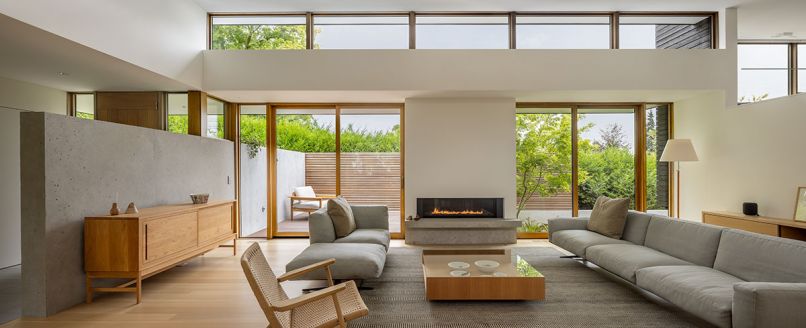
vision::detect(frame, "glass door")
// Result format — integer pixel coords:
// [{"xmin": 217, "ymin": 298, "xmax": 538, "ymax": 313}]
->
[
  {"xmin": 239, "ymin": 105, "xmax": 268, "ymax": 238},
  {"xmin": 272, "ymin": 106, "xmax": 337, "ymax": 236},
  {"xmin": 339, "ymin": 107, "xmax": 403, "ymax": 235},
  {"xmin": 576, "ymin": 107, "xmax": 638, "ymax": 216}
]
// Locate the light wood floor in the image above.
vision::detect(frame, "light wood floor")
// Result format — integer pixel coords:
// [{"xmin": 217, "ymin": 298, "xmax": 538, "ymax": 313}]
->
[{"xmin": 1, "ymin": 239, "xmax": 561, "ymax": 328}]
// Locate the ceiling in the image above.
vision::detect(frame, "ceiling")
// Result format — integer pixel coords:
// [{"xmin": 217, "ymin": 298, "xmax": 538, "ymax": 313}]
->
[
  {"xmin": 0, "ymin": 13, "xmax": 193, "ymax": 93},
  {"xmin": 194, "ymin": 0, "xmax": 806, "ymax": 40}
]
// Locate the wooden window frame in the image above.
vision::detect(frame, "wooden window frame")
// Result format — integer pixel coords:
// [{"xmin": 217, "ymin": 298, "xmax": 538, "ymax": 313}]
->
[
  {"xmin": 67, "ymin": 92, "xmax": 96, "ymax": 118},
  {"xmin": 737, "ymin": 41, "xmax": 803, "ymax": 103},
  {"xmin": 207, "ymin": 11, "xmax": 719, "ymax": 50}
]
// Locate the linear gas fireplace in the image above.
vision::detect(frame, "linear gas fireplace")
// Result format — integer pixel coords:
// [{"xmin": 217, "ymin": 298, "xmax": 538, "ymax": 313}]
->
[{"xmin": 417, "ymin": 198, "xmax": 504, "ymax": 219}]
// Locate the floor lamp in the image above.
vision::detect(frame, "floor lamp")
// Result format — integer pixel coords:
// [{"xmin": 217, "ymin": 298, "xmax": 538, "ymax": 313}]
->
[{"xmin": 660, "ymin": 139, "xmax": 699, "ymax": 219}]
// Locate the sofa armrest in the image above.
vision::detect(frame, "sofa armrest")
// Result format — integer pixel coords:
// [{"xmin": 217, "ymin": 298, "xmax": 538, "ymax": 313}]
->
[
  {"xmin": 547, "ymin": 217, "xmax": 589, "ymax": 240},
  {"xmin": 351, "ymin": 205, "xmax": 389, "ymax": 231},
  {"xmin": 733, "ymin": 282, "xmax": 806, "ymax": 328},
  {"xmin": 308, "ymin": 208, "xmax": 336, "ymax": 244}
]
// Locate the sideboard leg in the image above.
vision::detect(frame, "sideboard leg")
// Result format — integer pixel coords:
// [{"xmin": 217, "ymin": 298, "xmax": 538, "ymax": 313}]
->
[
  {"xmin": 233, "ymin": 238, "xmax": 237, "ymax": 256},
  {"xmin": 85, "ymin": 276, "xmax": 93, "ymax": 304},
  {"xmin": 135, "ymin": 274, "xmax": 142, "ymax": 304}
]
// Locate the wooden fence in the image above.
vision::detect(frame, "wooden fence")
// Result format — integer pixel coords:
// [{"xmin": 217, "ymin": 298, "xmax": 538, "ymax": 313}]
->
[{"xmin": 305, "ymin": 153, "xmax": 401, "ymax": 210}]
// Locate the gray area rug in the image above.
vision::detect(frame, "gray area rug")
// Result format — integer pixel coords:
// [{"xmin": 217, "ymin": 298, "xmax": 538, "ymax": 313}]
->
[{"xmin": 351, "ymin": 247, "xmax": 702, "ymax": 328}]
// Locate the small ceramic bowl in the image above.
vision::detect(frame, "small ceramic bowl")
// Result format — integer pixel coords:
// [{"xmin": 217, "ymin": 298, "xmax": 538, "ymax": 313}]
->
[
  {"xmin": 190, "ymin": 193, "xmax": 209, "ymax": 204},
  {"xmin": 448, "ymin": 262, "xmax": 470, "ymax": 269},
  {"xmin": 474, "ymin": 260, "xmax": 500, "ymax": 274},
  {"xmin": 450, "ymin": 270, "xmax": 469, "ymax": 277}
]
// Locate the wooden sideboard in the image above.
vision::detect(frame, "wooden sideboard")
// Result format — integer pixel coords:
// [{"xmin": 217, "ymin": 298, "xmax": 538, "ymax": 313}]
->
[
  {"xmin": 702, "ymin": 211, "xmax": 806, "ymax": 242},
  {"xmin": 84, "ymin": 200, "xmax": 237, "ymax": 303}
]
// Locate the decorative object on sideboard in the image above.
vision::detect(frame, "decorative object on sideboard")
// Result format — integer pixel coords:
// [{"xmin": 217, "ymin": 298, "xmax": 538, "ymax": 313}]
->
[
  {"xmin": 659, "ymin": 139, "xmax": 699, "ymax": 219},
  {"xmin": 125, "ymin": 202, "xmax": 139, "ymax": 214},
  {"xmin": 190, "ymin": 193, "xmax": 209, "ymax": 204},
  {"xmin": 109, "ymin": 203, "xmax": 120, "ymax": 216},
  {"xmin": 793, "ymin": 187, "xmax": 806, "ymax": 222},
  {"xmin": 742, "ymin": 202, "xmax": 759, "ymax": 216}
]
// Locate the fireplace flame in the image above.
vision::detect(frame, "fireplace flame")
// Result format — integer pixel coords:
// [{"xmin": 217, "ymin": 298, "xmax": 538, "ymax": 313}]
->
[{"xmin": 431, "ymin": 207, "xmax": 484, "ymax": 215}]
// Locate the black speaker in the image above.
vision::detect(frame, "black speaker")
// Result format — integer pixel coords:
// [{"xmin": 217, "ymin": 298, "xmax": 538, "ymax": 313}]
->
[{"xmin": 743, "ymin": 202, "xmax": 758, "ymax": 216}]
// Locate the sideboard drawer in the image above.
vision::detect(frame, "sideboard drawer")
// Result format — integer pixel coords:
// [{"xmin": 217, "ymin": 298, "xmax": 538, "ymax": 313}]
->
[
  {"xmin": 703, "ymin": 213, "xmax": 778, "ymax": 236},
  {"xmin": 198, "ymin": 204, "xmax": 233, "ymax": 244},
  {"xmin": 144, "ymin": 212, "xmax": 198, "ymax": 263}
]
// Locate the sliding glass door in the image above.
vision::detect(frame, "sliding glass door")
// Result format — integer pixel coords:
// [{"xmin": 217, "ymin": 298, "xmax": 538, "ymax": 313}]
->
[
  {"xmin": 239, "ymin": 105, "xmax": 268, "ymax": 238},
  {"xmin": 268, "ymin": 105, "xmax": 404, "ymax": 237}
]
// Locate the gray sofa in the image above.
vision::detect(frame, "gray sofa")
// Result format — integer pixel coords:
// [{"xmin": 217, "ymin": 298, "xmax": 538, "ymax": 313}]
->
[
  {"xmin": 285, "ymin": 205, "xmax": 390, "ymax": 280},
  {"xmin": 549, "ymin": 211, "xmax": 806, "ymax": 328}
]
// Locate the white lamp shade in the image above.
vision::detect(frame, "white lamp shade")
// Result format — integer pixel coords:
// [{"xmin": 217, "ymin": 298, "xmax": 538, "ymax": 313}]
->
[{"xmin": 660, "ymin": 139, "xmax": 699, "ymax": 162}]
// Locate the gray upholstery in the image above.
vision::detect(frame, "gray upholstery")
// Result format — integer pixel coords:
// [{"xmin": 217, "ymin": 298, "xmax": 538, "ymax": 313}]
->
[
  {"xmin": 622, "ymin": 211, "xmax": 652, "ymax": 245},
  {"xmin": 335, "ymin": 229, "xmax": 390, "ymax": 250},
  {"xmin": 714, "ymin": 229, "xmax": 806, "ymax": 283},
  {"xmin": 636, "ymin": 265, "xmax": 742, "ymax": 328},
  {"xmin": 549, "ymin": 229, "xmax": 632, "ymax": 258},
  {"xmin": 285, "ymin": 243, "xmax": 387, "ymax": 280},
  {"xmin": 547, "ymin": 217, "xmax": 589, "ymax": 242},
  {"xmin": 732, "ymin": 282, "xmax": 806, "ymax": 328},
  {"xmin": 586, "ymin": 244, "xmax": 692, "ymax": 283},
  {"xmin": 308, "ymin": 205, "xmax": 390, "ymax": 250},
  {"xmin": 643, "ymin": 216, "xmax": 724, "ymax": 267}
]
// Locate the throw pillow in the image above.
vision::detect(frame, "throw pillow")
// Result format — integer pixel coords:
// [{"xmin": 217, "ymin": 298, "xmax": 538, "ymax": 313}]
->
[
  {"xmin": 587, "ymin": 196, "xmax": 629, "ymax": 239},
  {"xmin": 327, "ymin": 196, "xmax": 356, "ymax": 238}
]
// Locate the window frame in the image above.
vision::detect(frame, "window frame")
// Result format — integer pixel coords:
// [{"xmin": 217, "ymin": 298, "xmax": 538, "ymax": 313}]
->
[
  {"xmin": 68, "ymin": 92, "xmax": 95, "ymax": 118},
  {"xmin": 207, "ymin": 11, "xmax": 719, "ymax": 50},
  {"xmin": 737, "ymin": 41, "xmax": 804, "ymax": 104}
]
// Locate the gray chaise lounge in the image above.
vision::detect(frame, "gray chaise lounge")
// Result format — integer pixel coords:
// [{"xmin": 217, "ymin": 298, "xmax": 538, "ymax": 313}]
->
[
  {"xmin": 285, "ymin": 205, "xmax": 390, "ymax": 281},
  {"xmin": 549, "ymin": 211, "xmax": 806, "ymax": 328}
]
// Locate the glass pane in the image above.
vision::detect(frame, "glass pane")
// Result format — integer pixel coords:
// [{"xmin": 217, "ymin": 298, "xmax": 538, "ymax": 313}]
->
[
  {"xmin": 211, "ymin": 15, "xmax": 307, "ymax": 49},
  {"xmin": 738, "ymin": 44, "xmax": 789, "ymax": 103},
  {"xmin": 240, "ymin": 105, "xmax": 267, "ymax": 237},
  {"xmin": 207, "ymin": 97, "xmax": 225, "ymax": 139},
  {"xmin": 577, "ymin": 108, "xmax": 636, "ymax": 215},
  {"xmin": 167, "ymin": 93, "xmax": 188, "ymax": 134},
  {"xmin": 799, "ymin": 44, "xmax": 805, "ymax": 93},
  {"xmin": 619, "ymin": 15, "xmax": 712, "ymax": 49},
  {"xmin": 515, "ymin": 109, "xmax": 573, "ymax": 233},
  {"xmin": 339, "ymin": 108, "xmax": 402, "ymax": 233},
  {"xmin": 276, "ymin": 108, "xmax": 336, "ymax": 234},
  {"xmin": 416, "ymin": 15, "xmax": 508, "ymax": 49},
  {"xmin": 74, "ymin": 94, "xmax": 94, "ymax": 120},
  {"xmin": 516, "ymin": 16, "xmax": 610, "ymax": 49},
  {"xmin": 314, "ymin": 15, "xmax": 408, "ymax": 49},
  {"xmin": 646, "ymin": 104, "xmax": 670, "ymax": 215}
]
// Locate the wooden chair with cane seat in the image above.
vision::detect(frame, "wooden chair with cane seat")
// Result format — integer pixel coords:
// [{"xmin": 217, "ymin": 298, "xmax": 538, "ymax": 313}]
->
[
  {"xmin": 240, "ymin": 243, "xmax": 369, "ymax": 328},
  {"xmin": 288, "ymin": 186, "xmax": 336, "ymax": 221}
]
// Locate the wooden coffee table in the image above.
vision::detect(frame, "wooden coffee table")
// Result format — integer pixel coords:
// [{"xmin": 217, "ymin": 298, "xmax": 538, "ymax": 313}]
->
[{"xmin": 421, "ymin": 248, "xmax": 545, "ymax": 301}]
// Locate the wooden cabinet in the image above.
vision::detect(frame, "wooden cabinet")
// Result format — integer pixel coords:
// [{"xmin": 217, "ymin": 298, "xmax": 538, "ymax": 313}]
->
[
  {"xmin": 703, "ymin": 211, "xmax": 806, "ymax": 242},
  {"xmin": 84, "ymin": 200, "xmax": 236, "ymax": 304}
]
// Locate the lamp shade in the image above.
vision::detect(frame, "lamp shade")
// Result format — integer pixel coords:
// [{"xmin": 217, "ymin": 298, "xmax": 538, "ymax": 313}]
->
[{"xmin": 660, "ymin": 139, "xmax": 699, "ymax": 162}]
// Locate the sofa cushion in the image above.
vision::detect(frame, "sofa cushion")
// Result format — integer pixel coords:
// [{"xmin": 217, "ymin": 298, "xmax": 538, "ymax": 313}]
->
[
  {"xmin": 335, "ymin": 229, "xmax": 390, "ymax": 250},
  {"xmin": 636, "ymin": 265, "xmax": 743, "ymax": 328},
  {"xmin": 586, "ymin": 244, "xmax": 692, "ymax": 283},
  {"xmin": 644, "ymin": 216, "xmax": 724, "ymax": 267},
  {"xmin": 550, "ymin": 229, "xmax": 632, "ymax": 258},
  {"xmin": 285, "ymin": 243, "xmax": 386, "ymax": 280},
  {"xmin": 327, "ymin": 197, "xmax": 356, "ymax": 238},
  {"xmin": 622, "ymin": 211, "xmax": 652, "ymax": 245},
  {"xmin": 587, "ymin": 196, "xmax": 630, "ymax": 239},
  {"xmin": 714, "ymin": 229, "xmax": 806, "ymax": 283}
]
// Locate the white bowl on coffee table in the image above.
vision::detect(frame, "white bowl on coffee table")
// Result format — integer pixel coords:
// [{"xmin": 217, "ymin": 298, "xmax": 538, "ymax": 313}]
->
[{"xmin": 474, "ymin": 260, "xmax": 500, "ymax": 274}]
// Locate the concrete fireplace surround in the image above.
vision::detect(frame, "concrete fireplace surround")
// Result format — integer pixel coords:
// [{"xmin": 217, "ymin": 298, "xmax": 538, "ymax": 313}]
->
[{"xmin": 404, "ymin": 218, "xmax": 522, "ymax": 245}]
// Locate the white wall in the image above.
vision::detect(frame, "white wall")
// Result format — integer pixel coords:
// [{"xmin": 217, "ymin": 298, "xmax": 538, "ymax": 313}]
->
[
  {"xmin": 276, "ymin": 149, "xmax": 307, "ymax": 223},
  {"xmin": 0, "ymin": 0, "xmax": 207, "ymax": 88},
  {"xmin": 675, "ymin": 92, "xmax": 806, "ymax": 221},
  {"xmin": 404, "ymin": 98, "xmax": 517, "ymax": 218},
  {"xmin": 0, "ymin": 76, "xmax": 66, "ymax": 269}
]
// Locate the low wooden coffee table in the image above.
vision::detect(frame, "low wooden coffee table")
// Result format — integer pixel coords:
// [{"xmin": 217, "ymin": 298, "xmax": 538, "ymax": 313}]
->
[{"xmin": 421, "ymin": 248, "xmax": 545, "ymax": 301}]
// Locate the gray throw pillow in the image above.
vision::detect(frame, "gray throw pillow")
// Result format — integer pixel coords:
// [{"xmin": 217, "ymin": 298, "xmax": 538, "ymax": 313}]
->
[
  {"xmin": 327, "ymin": 197, "xmax": 356, "ymax": 238},
  {"xmin": 587, "ymin": 196, "xmax": 629, "ymax": 239}
]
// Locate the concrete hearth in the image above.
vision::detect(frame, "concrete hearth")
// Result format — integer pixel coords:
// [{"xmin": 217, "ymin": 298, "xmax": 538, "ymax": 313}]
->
[{"xmin": 404, "ymin": 218, "xmax": 522, "ymax": 245}]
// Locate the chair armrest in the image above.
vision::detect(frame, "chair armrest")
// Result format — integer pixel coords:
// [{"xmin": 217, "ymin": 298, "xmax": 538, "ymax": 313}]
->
[
  {"xmin": 309, "ymin": 209, "xmax": 337, "ymax": 244},
  {"xmin": 352, "ymin": 205, "xmax": 389, "ymax": 230},
  {"xmin": 271, "ymin": 283, "xmax": 346, "ymax": 312},
  {"xmin": 547, "ymin": 217, "xmax": 589, "ymax": 240},
  {"xmin": 278, "ymin": 258, "xmax": 336, "ymax": 282},
  {"xmin": 733, "ymin": 282, "xmax": 806, "ymax": 328},
  {"xmin": 290, "ymin": 196, "xmax": 328, "ymax": 202}
]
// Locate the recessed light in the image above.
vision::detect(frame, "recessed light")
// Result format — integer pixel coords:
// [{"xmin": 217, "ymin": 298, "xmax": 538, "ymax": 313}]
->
[
  {"xmin": 57, "ymin": 72, "xmax": 69, "ymax": 76},
  {"xmin": 773, "ymin": 32, "xmax": 796, "ymax": 38}
]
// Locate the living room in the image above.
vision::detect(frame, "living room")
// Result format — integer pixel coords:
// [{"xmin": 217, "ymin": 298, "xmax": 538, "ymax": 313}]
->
[{"xmin": 2, "ymin": 0, "xmax": 806, "ymax": 327}]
